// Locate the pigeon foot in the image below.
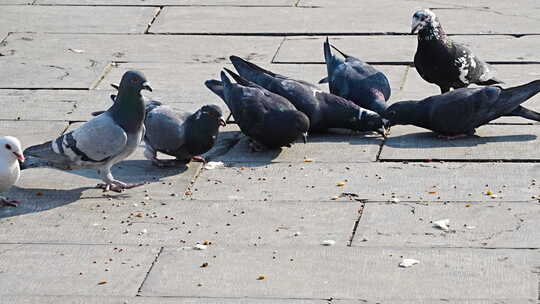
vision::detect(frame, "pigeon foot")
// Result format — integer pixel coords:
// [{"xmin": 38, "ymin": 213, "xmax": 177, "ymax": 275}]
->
[
  {"xmin": 0, "ymin": 197, "xmax": 19, "ymax": 207},
  {"xmin": 96, "ymin": 181, "xmax": 146, "ymax": 193},
  {"xmin": 437, "ymin": 134, "xmax": 469, "ymax": 140}
]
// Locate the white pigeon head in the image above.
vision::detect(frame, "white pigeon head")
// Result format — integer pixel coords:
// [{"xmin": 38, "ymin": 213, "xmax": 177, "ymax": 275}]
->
[
  {"xmin": 411, "ymin": 9, "xmax": 438, "ymax": 34},
  {"xmin": 0, "ymin": 136, "xmax": 24, "ymax": 162}
]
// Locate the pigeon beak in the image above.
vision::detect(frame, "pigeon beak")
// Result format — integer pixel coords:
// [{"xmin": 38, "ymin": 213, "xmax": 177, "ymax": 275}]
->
[
  {"xmin": 302, "ymin": 132, "xmax": 308, "ymax": 144},
  {"xmin": 219, "ymin": 117, "xmax": 226, "ymax": 127},
  {"xmin": 411, "ymin": 19, "xmax": 421, "ymax": 34},
  {"xmin": 110, "ymin": 83, "xmax": 119, "ymax": 90},
  {"xmin": 14, "ymin": 152, "xmax": 25, "ymax": 162},
  {"xmin": 142, "ymin": 82, "xmax": 153, "ymax": 92}
]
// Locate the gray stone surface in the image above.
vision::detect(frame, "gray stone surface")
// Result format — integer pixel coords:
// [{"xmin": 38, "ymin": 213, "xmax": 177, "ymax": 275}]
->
[
  {"xmin": 98, "ymin": 62, "xmax": 406, "ymax": 103},
  {"xmin": 140, "ymin": 246, "xmax": 538, "ymax": 299},
  {"xmin": 0, "ymin": 120, "xmax": 67, "ymax": 148},
  {"xmin": 0, "ymin": 90, "xmax": 81, "ymax": 121},
  {"xmin": 380, "ymin": 124, "xmax": 540, "ymax": 161},
  {"xmin": 274, "ymin": 35, "xmax": 540, "ymax": 64},
  {"xmin": 191, "ymin": 162, "xmax": 540, "ymax": 202},
  {"xmin": 217, "ymin": 133, "xmax": 383, "ymax": 163},
  {"xmin": 1, "ymin": 33, "xmax": 282, "ymax": 63},
  {"xmin": 3, "ymin": 296, "xmax": 326, "ymax": 304},
  {"xmin": 149, "ymin": 7, "xmax": 409, "ymax": 34},
  {"xmin": 150, "ymin": 6, "xmax": 540, "ymax": 35},
  {"xmin": 0, "ymin": 244, "xmax": 159, "ymax": 296},
  {"xmin": 355, "ymin": 202, "xmax": 540, "ymax": 248},
  {"xmin": 0, "ymin": 6, "xmax": 158, "ymax": 33},
  {"xmin": 36, "ymin": 0, "xmax": 296, "ymax": 5},
  {"xmin": 0, "ymin": 59, "xmax": 107, "ymax": 89},
  {"xmin": 0, "ymin": 199, "xmax": 360, "ymax": 247}
]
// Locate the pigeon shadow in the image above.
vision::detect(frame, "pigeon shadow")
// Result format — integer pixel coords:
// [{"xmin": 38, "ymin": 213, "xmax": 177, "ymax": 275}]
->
[
  {"xmin": 0, "ymin": 185, "xmax": 91, "ymax": 219},
  {"xmin": 385, "ymin": 131, "xmax": 537, "ymax": 148}
]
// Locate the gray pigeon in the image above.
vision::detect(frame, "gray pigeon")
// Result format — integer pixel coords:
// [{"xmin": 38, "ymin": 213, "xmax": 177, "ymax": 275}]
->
[
  {"xmin": 412, "ymin": 9, "xmax": 502, "ymax": 93},
  {"xmin": 93, "ymin": 86, "xmax": 226, "ymax": 167},
  {"xmin": 24, "ymin": 70, "xmax": 151, "ymax": 192},
  {"xmin": 229, "ymin": 56, "xmax": 387, "ymax": 136},
  {"xmin": 143, "ymin": 102, "xmax": 225, "ymax": 167},
  {"xmin": 383, "ymin": 80, "xmax": 540, "ymax": 138},
  {"xmin": 320, "ymin": 37, "xmax": 390, "ymax": 115},
  {"xmin": 205, "ymin": 69, "xmax": 310, "ymax": 151}
]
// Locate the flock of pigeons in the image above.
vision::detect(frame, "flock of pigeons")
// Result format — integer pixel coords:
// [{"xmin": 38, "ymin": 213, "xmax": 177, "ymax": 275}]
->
[{"xmin": 0, "ymin": 9, "xmax": 539, "ymax": 207}]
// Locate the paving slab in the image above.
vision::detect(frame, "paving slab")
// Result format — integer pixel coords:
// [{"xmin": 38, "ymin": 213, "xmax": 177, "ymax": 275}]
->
[
  {"xmin": 98, "ymin": 62, "xmax": 406, "ymax": 100},
  {"xmin": 0, "ymin": 6, "xmax": 158, "ymax": 33},
  {"xmin": 191, "ymin": 162, "xmax": 540, "ymax": 202},
  {"xmin": 0, "ymin": 244, "xmax": 159, "ymax": 296},
  {"xmin": 3, "ymin": 296, "xmax": 326, "ymax": 304},
  {"xmin": 140, "ymin": 246, "xmax": 538, "ymax": 300},
  {"xmin": 12, "ymin": 144, "xmax": 200, "ymax": 203},
  {"xmin": 0, "ymin": 59, "xmax": 107, "ymax": 89},
  {"xmin": 149, "ymin": 7, "xmax": 410, "ymax": 35},
  {"xmin": 216, "ymin": 133, "xmax": 383, "ymax": 163},
  {"xmin": 297, "ymin": 0, "xmax": 465, "ymax": 8},
  {"xmin": 0, "ymin": 90, "xmax": 80, "ymax": 121},
  {"xmin": 0, "ymin": 33, "xmax": 282, "ymax": 64},
  {"xmin": 355, "ymin": 202, "xmax": 540, "ymax": 248},
  {"xmin": 150, "ymin": 6, "xmax": 540, "ymax": 35},
  {"xmin": 36, "ymin": 0, "xmax": 296, "ymax": 5},
  {"xmin": 0, "ymin": 199, "xmax": 360, "ymax": 247},
  {"xmin": 380, "ymin": 124, "xmax": 540, "ymax": 161},
  {"xmin": 0, "ymin": 120, "xmax": 67, "ymax": 148},
  {"xmin": 274, "ymin": 35, "xmax": 540, "ymax": 64}
]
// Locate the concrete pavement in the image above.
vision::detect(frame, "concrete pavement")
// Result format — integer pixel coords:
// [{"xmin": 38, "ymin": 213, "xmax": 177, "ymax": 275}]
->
[{"xmin": 0, "ymin": 1, "xmax": 539, "ymax": 303}]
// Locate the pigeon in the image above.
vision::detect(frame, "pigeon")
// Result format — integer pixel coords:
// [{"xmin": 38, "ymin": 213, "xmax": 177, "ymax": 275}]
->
[
  {"xmin": 0, "ymin": 136, "xmax": 24, "ymax": 207},
  {"xmin": 24, "ymin": 70, "xmax": 152, "ymax": 192},
  {"xmin": 92, "ymin": 85, "xmax": 226, "ymax": 167},
  {"xmin": 382, "ymin": 80, "xmax": 540, "ymax": 138},
  {"xmin": 411, "ymin": 9, "xmax": 502, "ymax": 93},
  {"xmin": 143, "ymin": 102, "xmax": 226, "ymax": 167},
  {"xmin": 320, "ymin": 37, "xmax": 391, "ymax": 115},
  {"xmin": 229, "ymin": 55, "xmax": 387, "ymax": 135},
  {"xmin": 205, "ymin": 68, "xmax": 310, "ymax": 151}
]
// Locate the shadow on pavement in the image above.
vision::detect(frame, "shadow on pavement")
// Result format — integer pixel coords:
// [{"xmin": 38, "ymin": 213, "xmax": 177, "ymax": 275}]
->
[{"xmin": 384, "ymin": 131, "xmax": 537, "ymax": 148}]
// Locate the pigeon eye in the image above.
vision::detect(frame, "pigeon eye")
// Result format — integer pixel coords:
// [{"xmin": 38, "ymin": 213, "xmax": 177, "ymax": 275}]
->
[
  {"xmin": 5, "ymin": 144, "xmax": 11, "ymax": 150},
  {"xmin": 131, "ymin": 77, "xmax": 140, "ymax": 83}
]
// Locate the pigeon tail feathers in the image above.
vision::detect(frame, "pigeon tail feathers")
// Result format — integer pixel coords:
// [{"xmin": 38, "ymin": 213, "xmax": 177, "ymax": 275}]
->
[
  {"xmin": 204, "ymin": 79, "xmax": 226, "ymax": 101},
  {"xmin": 507, "ymin": 106, "xmax": 540, "ymax": 122},
  {"xmin": 476, "ymin": 77, "xmax": 504, "ymax": 86},
  {"xmin": 223, "ymin": 67, "xmax": 251, "ymax": 86}
]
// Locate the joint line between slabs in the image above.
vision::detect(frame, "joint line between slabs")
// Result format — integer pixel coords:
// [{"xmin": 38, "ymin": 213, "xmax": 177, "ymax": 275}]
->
[
  {"xmin": 136, "ymin": 246, "xmax": 163, "ymax": 296},
  {"xmin": 145, "ymin": 6, "xmax": 164, "ymax": 34},
  {"xmin": 271, "ymin": 36, "xmax": 287, "ymax": 64},
  {"xmin": 347, "ymin": 201, "xmax": 365, "ymax": 247},
  {"xmin": 183, "ymin": 163, "xmax": 205, "ymax": 199}
]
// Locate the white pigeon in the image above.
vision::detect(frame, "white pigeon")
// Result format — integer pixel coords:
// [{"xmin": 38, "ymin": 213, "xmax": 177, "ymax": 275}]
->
[
  {"xmin": 0, "ymin": 136, "xmax": 24, "ymax": 207},
  {"xmin": 24, "ymin": 70, "xmax": 152, "ymax": 192}
]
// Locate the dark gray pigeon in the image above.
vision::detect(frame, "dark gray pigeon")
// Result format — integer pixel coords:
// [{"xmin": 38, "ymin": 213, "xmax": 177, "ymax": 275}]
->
[
  {"xmin": 93, "ymin": 86, "xmax": 226, "ymax": 167},
  {"xmin": 143, "ymin": 102, "xmax": 225, "ymax": 167},
  {"xmin": 24, "ymin": 70, "xmax": 151, "ymax": 192},
  {"xmin": 383, "ymin": 80, "xmax": 540, "ymax": 138},
  {"xmin": 320, "ymin": 37, "xmax": 390, "ymax": 115},
  {"xmin": 412, "ymin": 9, "xmax": 502, "ymax": 93},
  {"xmin": 229, "ymin": 56, "xmax": 387, "ymax": 136},
  {"xmin": 205, "ymin": 69, "xmax": 310, "ymax": 151}
]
